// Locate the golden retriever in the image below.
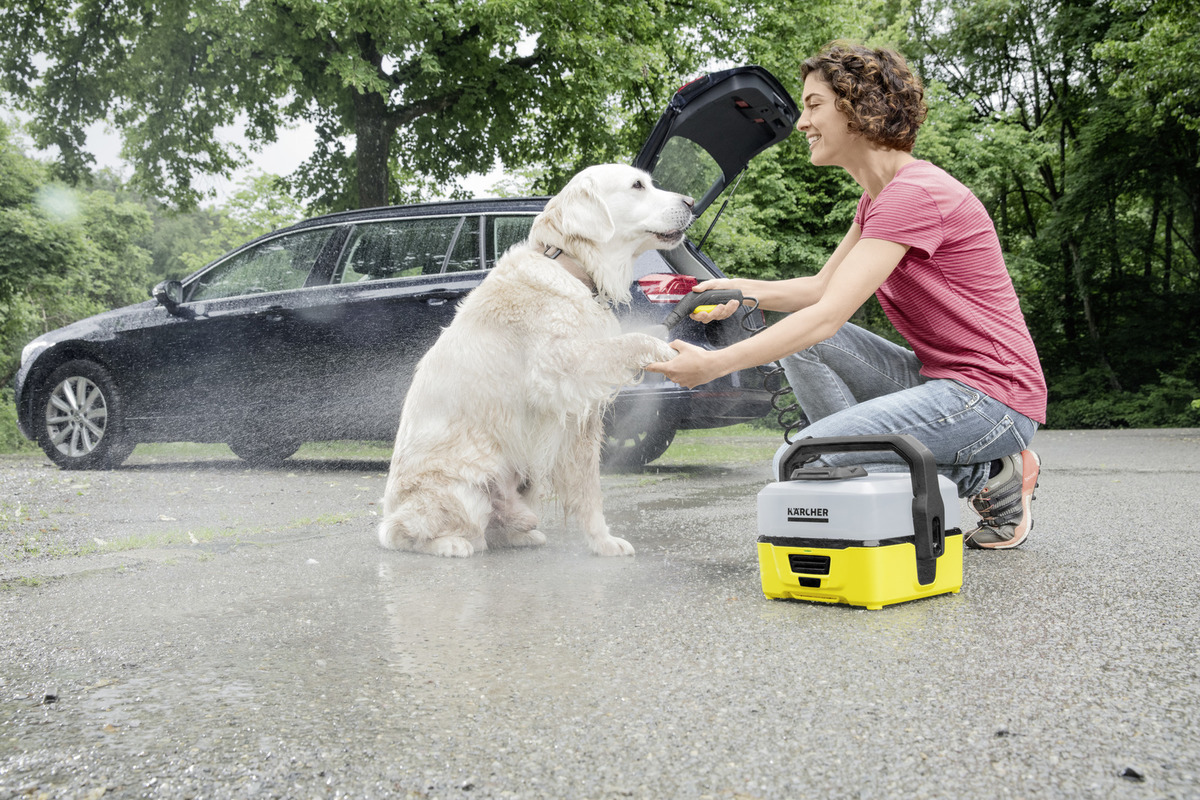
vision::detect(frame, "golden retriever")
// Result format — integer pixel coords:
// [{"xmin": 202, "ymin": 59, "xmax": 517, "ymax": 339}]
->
[{"xmin": 378, "ymin": 164, "xmax": 691, "ymax": 557}]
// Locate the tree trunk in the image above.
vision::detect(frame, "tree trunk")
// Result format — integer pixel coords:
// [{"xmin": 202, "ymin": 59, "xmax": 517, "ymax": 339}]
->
[
  {"xmin": 354, "ymin": 88, "xmax": 392, "ymax": 209},
  {"xmin": 1163, "ymin": 207, "xmax": 1173, "ymax": 295},
  {"xmin": 1144, "ymin": 193, "xmax": 1159, "ymax": 284},
  {"xmin": 1066, "ymin": 238, "xmax": 1122, "ymax": 392}
]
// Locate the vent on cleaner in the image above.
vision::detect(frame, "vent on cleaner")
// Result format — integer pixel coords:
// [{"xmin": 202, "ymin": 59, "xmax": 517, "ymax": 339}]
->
[{"xmin": 788, "ymin": 554, "xmax": 831, "ymax": 575}]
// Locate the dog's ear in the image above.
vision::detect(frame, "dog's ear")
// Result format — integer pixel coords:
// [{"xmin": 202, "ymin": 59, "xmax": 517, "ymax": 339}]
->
[{"xmin": 549, "ymin": 176, "xmax": 616, "ymax": 244}]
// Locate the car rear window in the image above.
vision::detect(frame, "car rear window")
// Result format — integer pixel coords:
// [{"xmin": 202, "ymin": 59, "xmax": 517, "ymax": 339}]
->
[
  {"xmin": 651, "ymin": 137, "xmax": 725, "ymax": 211},
  {"xmin": 634, "ymin": 243, "xmax": 715, "ymax": 282},
  {"xmin": 488, "ymin": 216, "xmax": 536, "ymax": 268}
]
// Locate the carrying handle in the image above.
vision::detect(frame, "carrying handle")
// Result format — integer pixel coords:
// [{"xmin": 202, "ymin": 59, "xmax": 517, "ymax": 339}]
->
[{"xmin": 777, "ymin": 434, "xmax": 946, "ymax": 584}]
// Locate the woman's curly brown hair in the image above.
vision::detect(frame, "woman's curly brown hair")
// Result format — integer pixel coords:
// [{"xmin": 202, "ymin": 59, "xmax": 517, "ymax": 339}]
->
[{"xmin": 801, "ymin": 42, "xmax": 928, "ymax": 152}]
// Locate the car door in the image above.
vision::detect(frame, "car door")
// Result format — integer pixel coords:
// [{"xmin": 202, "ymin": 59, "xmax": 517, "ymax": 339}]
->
[
  {"xmin": 118, "ymin": 225, "xmax": 344, "ymax": 440},
  {"xmin": 292, "ymin": 212, "xmax": 492, "ymax": 441}
]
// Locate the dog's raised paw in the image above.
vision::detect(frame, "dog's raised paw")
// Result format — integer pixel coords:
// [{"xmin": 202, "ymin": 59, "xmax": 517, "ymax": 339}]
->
[{"xmin": 591, "ymin": 535, "xmax": 635, "ymax": 557}]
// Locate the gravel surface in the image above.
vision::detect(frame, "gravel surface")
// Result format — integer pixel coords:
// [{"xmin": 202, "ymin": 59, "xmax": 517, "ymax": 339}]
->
[{"xmin": 1, "ymin": 430, "xmax": 1198, "ymax": 798}]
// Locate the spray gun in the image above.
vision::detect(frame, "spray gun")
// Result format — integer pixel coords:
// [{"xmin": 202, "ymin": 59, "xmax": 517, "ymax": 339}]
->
[
  {"xmin": 653, "ymin": 285, "xmax": 804, "ymax": 442},
  {"xmin": 659, "ymin": 288, "xmax": 745, "ymax": 334}
]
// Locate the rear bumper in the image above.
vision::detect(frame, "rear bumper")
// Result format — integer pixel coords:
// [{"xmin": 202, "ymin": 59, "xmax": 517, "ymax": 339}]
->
[{"xmin": 613, "ymin": 367, "xmax": 776, "ymax": 431}]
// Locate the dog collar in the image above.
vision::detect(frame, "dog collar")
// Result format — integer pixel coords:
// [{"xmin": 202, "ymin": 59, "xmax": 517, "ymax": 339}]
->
[{"xmin": 542, "ymin": 245, "xmax": 597, "ymax": 296}]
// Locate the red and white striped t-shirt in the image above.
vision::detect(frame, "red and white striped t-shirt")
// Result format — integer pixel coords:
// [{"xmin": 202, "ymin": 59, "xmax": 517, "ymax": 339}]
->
[{"xmin": 855, "ymin": 160, "xmax": 1046, "ymax": 423}]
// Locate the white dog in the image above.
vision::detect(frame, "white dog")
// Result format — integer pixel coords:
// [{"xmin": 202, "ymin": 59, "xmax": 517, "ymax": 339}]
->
[{"xmin": 377, "ymin": 164, "xmax": 690, "ymax": 557}]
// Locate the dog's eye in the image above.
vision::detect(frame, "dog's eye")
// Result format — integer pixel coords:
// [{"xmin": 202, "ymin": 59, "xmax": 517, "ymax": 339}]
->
[{"xmin": 633, "ymin": 180, "xmax": 645, "ymax": 190}]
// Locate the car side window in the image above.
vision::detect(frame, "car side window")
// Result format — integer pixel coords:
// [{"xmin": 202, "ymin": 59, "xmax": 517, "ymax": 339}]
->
[
  {"xmin": 444, "ymin": 216, "xmax": 482, "ymax": 273},
  {"xmin": 336, "ymin": 216, "xmax": 477, "ymax": 282},
  {"xmin": 190, "ymin": 229, "xmax": 334, "ymax": 301},
  {"xmin": 488, "ymin": 216, "xmax": 536, "ymax": 269}
]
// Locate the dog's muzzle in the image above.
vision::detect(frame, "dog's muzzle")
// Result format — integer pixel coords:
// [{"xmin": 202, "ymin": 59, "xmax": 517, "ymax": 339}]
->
[{"xmin": 653, "ymin": 229, "xmax": 687, "ymax": 244}]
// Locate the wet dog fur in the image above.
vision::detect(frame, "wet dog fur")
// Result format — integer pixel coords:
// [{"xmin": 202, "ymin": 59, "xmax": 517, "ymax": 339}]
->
[{"xmin": 377, "ymin": 164, "xmax": 691, "ymax": 557}]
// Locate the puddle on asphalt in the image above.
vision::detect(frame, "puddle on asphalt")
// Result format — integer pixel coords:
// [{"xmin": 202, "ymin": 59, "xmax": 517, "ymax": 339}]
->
[{"xmin": 0, "ymin": 453, "xmax": 976, "ymax": 771}]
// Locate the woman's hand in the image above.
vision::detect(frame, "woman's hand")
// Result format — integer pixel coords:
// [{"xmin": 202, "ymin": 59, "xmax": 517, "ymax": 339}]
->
[
  {"xmin": 643, "ymin": 340, "xmax": 726, "ymax": 389},
  {"xmin": 688, "ymin": 279, "xmax": 741, "ymax": 323}
]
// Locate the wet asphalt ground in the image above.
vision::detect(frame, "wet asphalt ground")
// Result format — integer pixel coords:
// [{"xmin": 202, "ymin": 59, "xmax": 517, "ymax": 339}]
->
[{"xmin": 1, "ymin": 428, "xmax": 1197, "ymax": 799}]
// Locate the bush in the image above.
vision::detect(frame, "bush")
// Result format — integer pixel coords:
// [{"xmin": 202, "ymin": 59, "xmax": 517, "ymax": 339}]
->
[
  {"xmin": 1046, "ymin": 365, "xmax": 1200, "ymax": 429},
  {"xmin": 0, "ymin": 387, "xmax": 37, "ymax": 454}
]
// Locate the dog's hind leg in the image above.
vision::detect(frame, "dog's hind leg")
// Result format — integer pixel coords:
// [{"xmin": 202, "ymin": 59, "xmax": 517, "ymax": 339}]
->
[
  {"xmin": 485, "ymin": 473, "xmax": 546, "ymax": 549},
  {"xmin": 379, "ymin": 481, "xmax": 491, "ymax": 557}
]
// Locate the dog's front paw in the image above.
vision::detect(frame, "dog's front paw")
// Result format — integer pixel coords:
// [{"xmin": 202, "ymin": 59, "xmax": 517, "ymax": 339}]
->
[
  {"xmin": 415, "ymin": 535, "xmax": 475, "ymax": 558},
  {"xmin": 623, "ymin": 332, "xmax": 676, "ymax": 366},
  {"xmin": 652, "ymin": 341, "xmax": 678, "ymax": 362},
  {"xmin": 506, "ymin": 529, "xmax": 547, "ymax": 548},
  {"xmin": 591, "ymin": 534, "xmax": 635, "ymax": 557}
]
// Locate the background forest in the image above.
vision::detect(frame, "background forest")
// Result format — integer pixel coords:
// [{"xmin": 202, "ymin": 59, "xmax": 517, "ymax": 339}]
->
[{"xmin": 2, "ymin": 0, "xmax": 1198, "ymax": 451}]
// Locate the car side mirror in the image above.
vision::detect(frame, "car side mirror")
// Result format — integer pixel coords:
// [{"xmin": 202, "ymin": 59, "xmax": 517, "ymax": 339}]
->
[{"xmin": 153, "ymin": 280, "xmax": 185, "ymax": 312}]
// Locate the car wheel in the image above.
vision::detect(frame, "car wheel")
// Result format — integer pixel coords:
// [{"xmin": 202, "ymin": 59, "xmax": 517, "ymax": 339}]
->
[
  {"xmin": 228, "ymin": 437, "xmax": 302, "ymax": 467},
  {"xmin": 35, "ymin": 360, "xmax": 135, "ymax": 470},
  {"xmin": 601, "ymin": 420, "xmax": 677, "ymax": 471}
]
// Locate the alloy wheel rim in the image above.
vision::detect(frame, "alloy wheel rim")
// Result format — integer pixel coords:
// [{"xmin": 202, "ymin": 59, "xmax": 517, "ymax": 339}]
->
[{"xmin": 46, "ymin": 376, "xmax": 108, "ymax": 457}]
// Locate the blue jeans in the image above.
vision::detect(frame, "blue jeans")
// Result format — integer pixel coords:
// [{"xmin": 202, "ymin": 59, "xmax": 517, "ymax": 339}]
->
[{"xmin": 780, "ymin": 322, "xmax": 1039, "ymax": 498}]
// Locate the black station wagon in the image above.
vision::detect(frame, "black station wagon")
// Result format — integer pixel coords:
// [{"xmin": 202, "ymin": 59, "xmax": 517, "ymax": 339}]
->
[{"xmin": 13, "ymin": 66, "xmax": 800, "ymax": 470}]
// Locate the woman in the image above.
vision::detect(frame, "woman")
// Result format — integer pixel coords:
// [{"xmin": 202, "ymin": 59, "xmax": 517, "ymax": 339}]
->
[{"xmin": 645, "ymin": 42, "xmax": 1046, "ymax": 549}]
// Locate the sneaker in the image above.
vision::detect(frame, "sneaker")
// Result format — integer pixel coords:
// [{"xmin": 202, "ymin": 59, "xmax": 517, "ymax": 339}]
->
[{"xmin": 965, "ymin": 450, "xmax": 1041, "ymax": 550}]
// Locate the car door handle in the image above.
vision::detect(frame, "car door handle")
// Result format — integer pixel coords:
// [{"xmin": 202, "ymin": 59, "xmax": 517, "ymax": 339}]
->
[
  {"xmin": 256, "ymin": 305, "xmax": 289, "ymax": 322},
  {"xmin": 420, "ymin": 288, "xmax": 469, "ymax": 306}
]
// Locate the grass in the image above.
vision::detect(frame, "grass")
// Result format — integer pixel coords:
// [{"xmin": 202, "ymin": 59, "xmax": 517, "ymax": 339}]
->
[
  {"xmin": 93, "ymin": 511, "xmax": 363, "ymax": 555},
  {"xmin": 657, "ymin": 424, "xmax": 783, "ymax": 466}
]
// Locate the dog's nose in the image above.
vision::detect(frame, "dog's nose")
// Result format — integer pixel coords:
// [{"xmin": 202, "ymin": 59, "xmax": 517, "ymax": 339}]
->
[{"xmin": 682, "ymin": 195, "xmax": 695, "ymax": 209}]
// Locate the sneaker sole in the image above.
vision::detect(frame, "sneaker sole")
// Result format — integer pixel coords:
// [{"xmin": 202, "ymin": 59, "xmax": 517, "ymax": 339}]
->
[{"xmin": 971, "ymin": 450, "xmax": 1040, "ymax": 550}]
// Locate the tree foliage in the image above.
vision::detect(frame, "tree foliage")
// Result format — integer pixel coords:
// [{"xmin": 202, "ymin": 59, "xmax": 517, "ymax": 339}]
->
[
  {"xmin": 0, "ymin": 120, "xmax": 305, "ymax": 394},
  {"xmin": 1094, "ymin": 0, "xmax": 1200, "ymax": 135},
  {"xmin": 0, "ymin": 120, "xmax": 153, "ymax": 384},
  {"xmin": 2, "ymin": 0, "xmax": 1199, "ymax": 438},
  {"xmin": 0, "ymin": 0, "xmax": 748, "ymax": 211},
  {"xmin": 893, "ymin": 0, "xmax": 1200, "ymax": 423}
]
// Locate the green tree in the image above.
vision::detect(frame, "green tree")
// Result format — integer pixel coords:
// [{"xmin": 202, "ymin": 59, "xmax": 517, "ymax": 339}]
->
[
  {"xmin": 901, "ymin": 0, "xmax": 1200, "ymax": 415},
  {"xmin": 1095, "ymin": 0, "xmax": 1200, "ymax": 135},
  {"xmin": 0, "ymin": 119, "xmax": 153, "ymax": 389},
  {"xmin": 1, "ymin": 0, "xmax": 740, "ymax": 211},
  {"xmin": 685, "ymin": 1, "xmax": 869, "ymax": 284}
]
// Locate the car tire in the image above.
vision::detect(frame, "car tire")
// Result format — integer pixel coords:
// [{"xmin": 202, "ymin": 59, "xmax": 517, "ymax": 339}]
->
[
  {"xmin": 601, "ymin": 420, "xmax": 677, "ymax": 471},
  {"xmin": 35, "ymin": 359, "xmax": 135, "ymax": 470},
  {"xmin": 228, "ymin": 437, "xmax": 302, "ymax": 467}
]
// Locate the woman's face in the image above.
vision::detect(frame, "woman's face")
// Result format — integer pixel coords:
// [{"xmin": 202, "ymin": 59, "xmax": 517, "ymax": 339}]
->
[{"xmin": 796, "ymin": 73, "xmax": 857, "ymax": 168}]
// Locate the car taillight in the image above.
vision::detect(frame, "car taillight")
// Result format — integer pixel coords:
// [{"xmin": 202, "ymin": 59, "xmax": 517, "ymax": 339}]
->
[{"xmin": 637, "ymin": 273, "xmax": 698, "ymax": 304}]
